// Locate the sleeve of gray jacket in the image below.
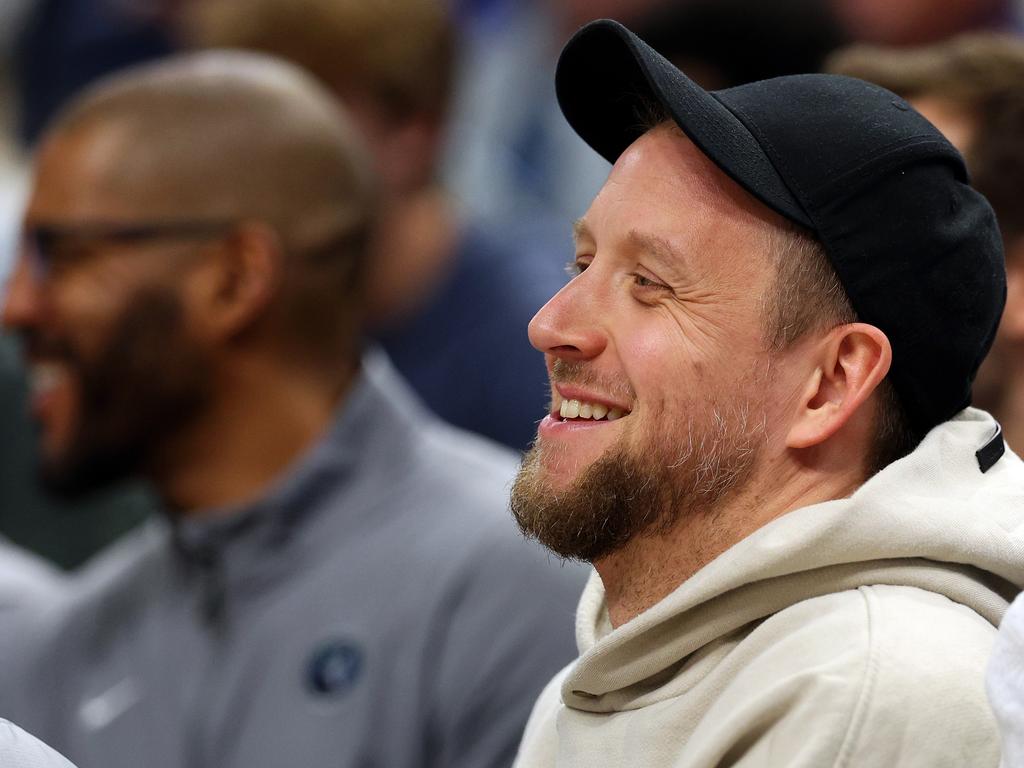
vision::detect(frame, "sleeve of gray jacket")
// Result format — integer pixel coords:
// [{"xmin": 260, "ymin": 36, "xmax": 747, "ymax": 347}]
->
[
  {"xmin": 429, "ymin": 533, "xmax": 587, "ymax": 768},
  {"xmin": 0, "ymin": 719, "xmax": 78, "ymax": 768}
]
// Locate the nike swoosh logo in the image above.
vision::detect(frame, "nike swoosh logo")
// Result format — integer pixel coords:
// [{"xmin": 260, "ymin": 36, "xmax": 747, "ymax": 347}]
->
[{"xmin": 78, "ymin": 678, "xmax": 141, "ymax": 731}]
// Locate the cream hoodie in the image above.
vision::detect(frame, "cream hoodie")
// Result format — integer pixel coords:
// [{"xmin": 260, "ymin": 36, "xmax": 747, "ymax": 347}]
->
[{"xmin": 515, "ymin": 409, "xmax": 1024, "ymax": 768}]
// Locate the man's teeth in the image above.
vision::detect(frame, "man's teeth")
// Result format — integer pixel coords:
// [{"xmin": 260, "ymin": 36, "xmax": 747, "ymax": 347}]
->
[
  {"xmin": 30, "ymin": 363, "xmax": 65, "ymax": 397},
  {"xmin": 558, "ymin": 399, "xmax": 624, "ymax": 421}
]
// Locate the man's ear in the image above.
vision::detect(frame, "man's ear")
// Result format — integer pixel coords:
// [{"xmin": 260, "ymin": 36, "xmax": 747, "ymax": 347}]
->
[
  {"xmin": 786, "ymin": 323, "xmax": 892, "ymax": 449},
  {"xmin": 1000, "ymin": 240, "xmax": 1024, "ymax": 341},
  {"xmin": 184, "ymin": 221, "xmax": 284, "ymax": 344}
]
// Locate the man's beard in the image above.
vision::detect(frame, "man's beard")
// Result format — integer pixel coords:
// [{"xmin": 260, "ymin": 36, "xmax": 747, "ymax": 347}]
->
[
  {"xmin": 33, "ymin": 287, "xmax": 212, "ymax": 499},
  {"xmin": 511, "ymin": 388, "xmax": 766, "ymax": 563}
]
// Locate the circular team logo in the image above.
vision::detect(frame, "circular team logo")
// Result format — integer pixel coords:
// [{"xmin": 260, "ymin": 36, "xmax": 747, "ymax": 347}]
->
[{"xmin": 306, "ymin": 639, "xmax": 364, "ymax": 697}]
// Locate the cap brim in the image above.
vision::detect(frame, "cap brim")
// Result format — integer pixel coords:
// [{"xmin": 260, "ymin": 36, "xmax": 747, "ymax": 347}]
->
[{"xmin": 555, "ymin": 19, "xmax": 813, "ymax": 228}]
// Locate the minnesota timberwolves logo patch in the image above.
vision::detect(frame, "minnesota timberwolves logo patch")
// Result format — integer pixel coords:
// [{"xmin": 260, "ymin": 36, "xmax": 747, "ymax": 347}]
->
[{"xmin": 306, "ymin": 639, "xmax": 364, "ymax": 697}]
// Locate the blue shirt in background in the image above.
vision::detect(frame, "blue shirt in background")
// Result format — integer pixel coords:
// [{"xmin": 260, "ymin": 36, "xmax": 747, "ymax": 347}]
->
[{"xmin": 376, "ymin": 220, "xmax": 569, "ymax": 453}]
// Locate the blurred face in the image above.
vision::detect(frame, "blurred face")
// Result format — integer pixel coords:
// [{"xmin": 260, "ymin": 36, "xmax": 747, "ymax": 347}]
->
[
  {"xmin": 830, "ymin": 0, "xmax": 1005, "ymax": 45},
  {"xmin": 2, "ymin": 126, "xmax": 214, "ymax": 497},
  {"xmin": 910, "ymin": 95, "xmax": 977, "ymax": 157},
  {"xmin": 511, "ymin": 126, "xmax": 789, "ymax": 562}
]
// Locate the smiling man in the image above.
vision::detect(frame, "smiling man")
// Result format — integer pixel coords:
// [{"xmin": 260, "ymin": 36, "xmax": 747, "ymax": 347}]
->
[
  {"xmin": 510, "ymin": 20, "xmax": 1024, "ymax": 768},
  {"xmin": 0, "ymin": 51, "xmax": 584, "ymax": 768}
]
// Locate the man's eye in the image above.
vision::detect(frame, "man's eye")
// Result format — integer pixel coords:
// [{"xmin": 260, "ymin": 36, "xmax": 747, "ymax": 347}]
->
[
  {"xmin": 38, "ymin": 243, "xmax": 88, "ymax": 277},
  {"xmin": 631, "ymin": 273, "xmax": 665, "ymax": 289}
]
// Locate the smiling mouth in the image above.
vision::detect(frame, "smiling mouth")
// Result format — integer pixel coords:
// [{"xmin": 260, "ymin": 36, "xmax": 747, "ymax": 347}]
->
[
  {"xmin": 554, "ymin": 396, "xmax": 630, "ymax": 422},
  {"xmin": 29, "ymin": 360, "xmax": 70, "ymax": 401}
]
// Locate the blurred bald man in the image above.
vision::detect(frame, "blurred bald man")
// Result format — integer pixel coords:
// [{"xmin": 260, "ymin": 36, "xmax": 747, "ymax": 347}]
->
[{"xmin": 0, "ymin": 52, "xmax": 583, "ymax": 768}]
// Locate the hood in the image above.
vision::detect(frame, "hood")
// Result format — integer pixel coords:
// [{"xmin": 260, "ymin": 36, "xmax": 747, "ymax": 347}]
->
[{"xmin": 564, "ymin": 408, "xmax": 1024, "ymax": 713}]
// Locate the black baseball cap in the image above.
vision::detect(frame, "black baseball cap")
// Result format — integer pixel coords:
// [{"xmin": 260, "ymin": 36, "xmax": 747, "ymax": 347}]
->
[{"xmin": 555, "ymin": 19, "xmax": 1005, "ymax": 439}]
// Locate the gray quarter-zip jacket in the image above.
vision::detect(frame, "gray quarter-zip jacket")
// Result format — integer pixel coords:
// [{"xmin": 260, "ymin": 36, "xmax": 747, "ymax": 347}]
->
[
  {"xmin": 0, "ymin": 536, "xmax": 61, "ymax": 611},
  {"xmin": 2, "ymin": 352, "xmax": 586, "ymax": 768},
  {"xmin": 0, "ymin": 534, "xmax": 63, "ymax": 657}
]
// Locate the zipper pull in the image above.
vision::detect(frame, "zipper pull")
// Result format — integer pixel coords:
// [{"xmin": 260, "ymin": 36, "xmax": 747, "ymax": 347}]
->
[{"xmin": 194, "ymin": 545, "xmax": 226, "ymax": 629}]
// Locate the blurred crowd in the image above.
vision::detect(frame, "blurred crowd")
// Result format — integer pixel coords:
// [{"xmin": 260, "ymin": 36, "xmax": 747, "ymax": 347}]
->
[
  {"xmin": 0, "ymin": 0, "xmax": 1021, "ymax": 766},
  {"xmin": 1, "ymin": 0, "xmax": 1022, "ymax": 568}
]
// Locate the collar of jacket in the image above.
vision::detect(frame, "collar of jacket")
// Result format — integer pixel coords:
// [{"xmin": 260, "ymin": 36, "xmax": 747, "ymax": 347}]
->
[{"xmin": 166, "ymin": 348, "xmax": 426, "ymax": 622}]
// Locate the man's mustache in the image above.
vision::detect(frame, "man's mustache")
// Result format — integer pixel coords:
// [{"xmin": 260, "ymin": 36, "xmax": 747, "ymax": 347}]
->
[
  {"xmin": 550, "ymin": 358, "xmax": 635, "ymax": 404},
  {"xmin": 19, "ymin": 328, "xmax": 78, "ymax": 363}
]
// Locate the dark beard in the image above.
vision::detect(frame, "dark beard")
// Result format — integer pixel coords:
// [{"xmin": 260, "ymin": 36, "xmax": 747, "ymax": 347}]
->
[
  {"xmin": 510, "ymin": 399, "xmax": 763, "ymax": 563},
  {"xmin": 38, "ymin": 287, "xmax": 212, "ymax": 499}
]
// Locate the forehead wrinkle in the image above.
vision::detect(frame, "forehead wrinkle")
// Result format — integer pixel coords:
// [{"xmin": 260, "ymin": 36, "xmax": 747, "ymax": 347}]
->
[
  {"xmin": 624, "ymin": 228, "xmax": 690, "ymax": 281},
  {"xmin": 573, "ymin": 217, "xmax": 689, "ymax": 279}
]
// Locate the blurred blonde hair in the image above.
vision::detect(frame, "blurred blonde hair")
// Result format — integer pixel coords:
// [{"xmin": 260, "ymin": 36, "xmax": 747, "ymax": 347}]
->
[
  {"xmin": 828, "ymin": 34, "xmax": 1024, "ymax": 242},
  {"xmin": 826, "ymin": 34, "xmax": 1024, "ymax": 103},
  {"xmin": 185, "ymin": 0, "xmax": 455, "ymax": 123}
]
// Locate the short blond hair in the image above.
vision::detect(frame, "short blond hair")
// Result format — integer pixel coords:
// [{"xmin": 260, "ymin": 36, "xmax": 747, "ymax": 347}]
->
[
  {"xmin": 826, "ymin": 34, "xmax": 1024, "ymax": 104},
  {"xmin": 828, "ymin": 35, "xmax": 1024, "ymax": 242},
  {"xmin": 762, "ymin": 223, "xmax": 917, "ymax": 474},
  {"xmin": 186, "ymin": 0, "xmax": 455, "ymax": 123}
]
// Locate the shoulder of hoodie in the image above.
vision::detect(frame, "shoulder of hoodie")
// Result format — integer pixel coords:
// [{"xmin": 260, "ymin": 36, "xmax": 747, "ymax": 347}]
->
[
  {"xmin": 511, "ymin": 586, "xmax": 999, "ymax": 768},
  {"xmin": 514, "ymin": 662, "xmax": 574, "ymax": 768},
  {"xmin": 697, "ymin": 584, "xmax": 1000, "ymax": 767}
]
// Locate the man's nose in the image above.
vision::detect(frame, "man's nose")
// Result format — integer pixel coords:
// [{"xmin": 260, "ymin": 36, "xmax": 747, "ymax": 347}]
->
[
  {"xmin": 2, "ymin": 256, "xmax": 44, "ymax": 332},
  {"xmin": 528, "ymin": 277, "xmax": 607, "ymax": 362}
]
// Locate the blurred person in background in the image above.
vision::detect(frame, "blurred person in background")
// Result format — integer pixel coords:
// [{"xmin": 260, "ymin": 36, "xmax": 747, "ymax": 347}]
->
[
  {"xmin": 14, "ymin": 0, "xmax": 176, "ymax": 147},
  {"xmin": 633, "ymin": 0, "xmax": 846, "ymax": 90},
  {"xmin": 829, "ymin": 0, "xmax": 1021, "ymax": 46},
  {"xmin": 0, "ymin": 12, "xmax": 83, "ymax": 757},
  {"xmin": 187, "ymin": 0, "xmax": 571, "ymax": 452},
  {"xmin": 442, "ymin": 0, "xmax": 848, "ymax": 228},
  {"xmin": 0, "ymin": 0, "xmax": 69, "ymax": 613},
  {"xmin": 441, "ymin": 0, "xmax": 655, "ymax": 227},
  {"xmin": 0, "ymin": 340, "xmax": 65, "ymax": 650},
  {"xmin": 828, "ymin": 36, "xmax": 1024, "ymax": 454},
  {"xmin": 0, "ymin": 0, "xmax": 36, "ymax": 287},
  {"xmin": 0, "ymin": 0, "xmax": 164, "ymax": 570},
  {"xmin": 0, "ymin": 51, "xmax": 584, "ymax": 768}
]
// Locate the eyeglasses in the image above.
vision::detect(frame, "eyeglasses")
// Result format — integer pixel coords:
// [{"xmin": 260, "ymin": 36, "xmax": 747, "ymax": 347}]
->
[{"xmin": 20, "ymin": 219, "xmax": 237, "ymax": 278}]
